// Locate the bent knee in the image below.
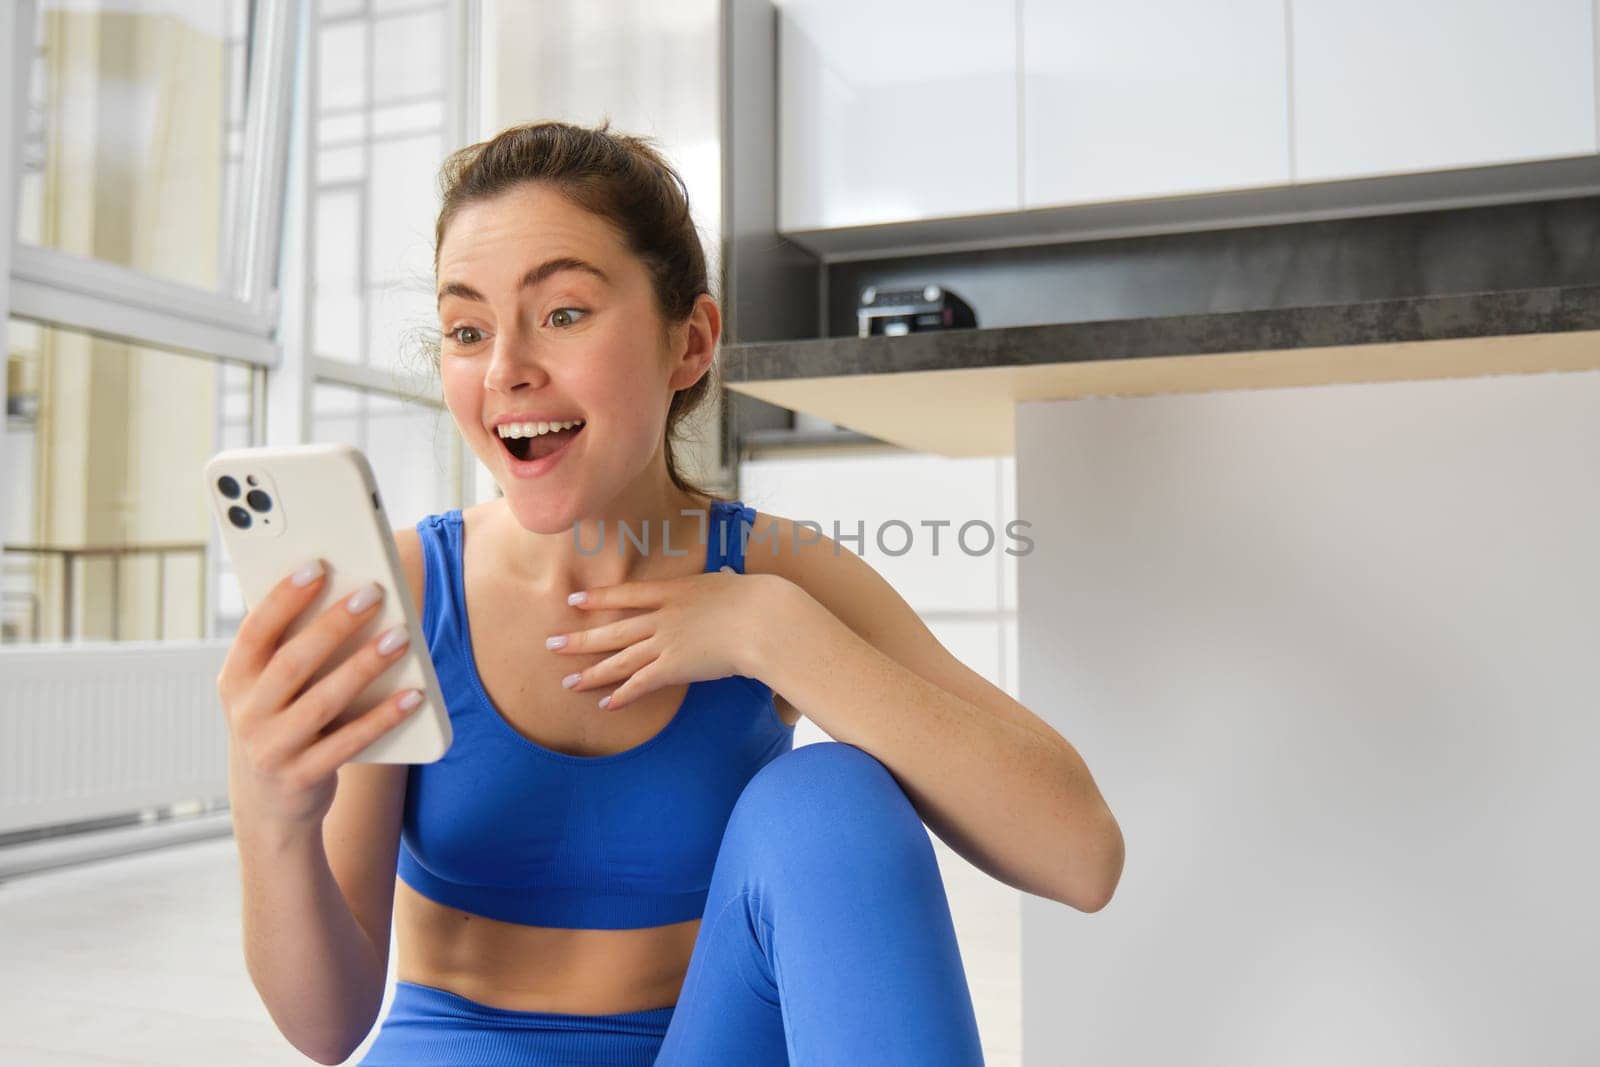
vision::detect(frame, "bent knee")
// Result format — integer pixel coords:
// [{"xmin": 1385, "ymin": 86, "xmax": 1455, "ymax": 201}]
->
[{"xmin": 724, "ymin": 741, "xmax": 925, "ymax": 851}]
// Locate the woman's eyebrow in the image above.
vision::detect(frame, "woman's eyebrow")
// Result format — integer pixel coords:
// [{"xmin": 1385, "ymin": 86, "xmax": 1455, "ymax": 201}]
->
[{"xmin": 436, "ymin": 257, "xmax": 611, "ymax": 307}]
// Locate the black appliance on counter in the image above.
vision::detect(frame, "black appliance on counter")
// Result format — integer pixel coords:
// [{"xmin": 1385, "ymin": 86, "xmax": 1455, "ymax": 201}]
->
[{"xmin": 856, "ymin": 285, "xmax": 977, "ymax": 338}]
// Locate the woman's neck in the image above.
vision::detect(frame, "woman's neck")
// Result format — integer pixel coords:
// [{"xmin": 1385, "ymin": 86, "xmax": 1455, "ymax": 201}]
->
[{"xmin": 483, "ymin": 488, "xmax": 718, "ymax": 591}]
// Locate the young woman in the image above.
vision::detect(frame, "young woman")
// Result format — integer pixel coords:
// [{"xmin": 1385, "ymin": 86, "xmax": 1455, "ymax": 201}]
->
[{"xmin": 218, "ymin": 120, "xmax": 1124, "ymax": 1066}]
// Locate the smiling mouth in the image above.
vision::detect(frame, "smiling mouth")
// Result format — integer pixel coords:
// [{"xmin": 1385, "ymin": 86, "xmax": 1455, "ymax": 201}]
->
[{"xmin": 501, "ymin": 424, "xmax": 585, "ymax": 463}]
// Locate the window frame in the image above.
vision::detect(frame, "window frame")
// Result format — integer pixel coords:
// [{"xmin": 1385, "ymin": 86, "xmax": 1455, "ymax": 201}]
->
[
  {"xmin": 2, "ymin": 0, "xmax": 484, "ymax": 650},
  {"xmin": 6, "ymin": 0, "xmax": 301, "ymax": 368},
  {"xmin": 299, "ymin": 0, "xmax": 483, "ymax": 506}
]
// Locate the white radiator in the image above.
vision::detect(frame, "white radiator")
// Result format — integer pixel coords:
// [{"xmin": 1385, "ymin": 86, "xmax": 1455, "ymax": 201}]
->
[{"xmin": 0, "ymin": 641, "xmax": 231, "ymax": 835}]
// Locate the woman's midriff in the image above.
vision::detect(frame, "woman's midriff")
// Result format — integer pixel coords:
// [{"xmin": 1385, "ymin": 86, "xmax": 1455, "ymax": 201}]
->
[
  {"xmin": 394, "ymin": 880, "xmax": 701, "ymax": 1014},
  {"xmin": 393, "ymin": 499, "xmax": 721, "ymax": 1015}
]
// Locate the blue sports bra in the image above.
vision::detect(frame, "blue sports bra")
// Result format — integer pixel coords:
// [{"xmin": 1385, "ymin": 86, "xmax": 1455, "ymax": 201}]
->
[{"xmin": 395, "ymin": 499, "xmax": 795, "ymax": 929}]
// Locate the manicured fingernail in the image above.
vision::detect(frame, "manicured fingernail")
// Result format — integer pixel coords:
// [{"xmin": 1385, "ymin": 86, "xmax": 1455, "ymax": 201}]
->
[
  {"xmin": 291, "ymin": 559, "xmax": 324, "ymax": 587},
  {"xmin": 561, "ymin": 672, "xmax": 581, "ymax": 689},
  {"xmin": 397, "ymin": 689, "xmax": 423, "ymax": 711},
  {"xmin": 377, "ymin": 625, "xmax": 409, "ymax": 655},
  {"xmin": 597, "ymin": 695, "xmax": 611, "ymax": 709},
  {"xmin": 347, "ymin": 583, "xmax": 382, "ymax": 613},
  {"xmin": 546, "ymin": 634, "xmax": 567, "ymax": 649},
  {"xmin": 567, "ymin": 591, "xmax": 587, "ymax": 605}
]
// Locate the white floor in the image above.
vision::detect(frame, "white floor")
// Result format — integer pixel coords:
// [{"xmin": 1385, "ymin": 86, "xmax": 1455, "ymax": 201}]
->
[{"xmin": 0, "ymin": 829, "xmax": 1020, "ymax": 1065}]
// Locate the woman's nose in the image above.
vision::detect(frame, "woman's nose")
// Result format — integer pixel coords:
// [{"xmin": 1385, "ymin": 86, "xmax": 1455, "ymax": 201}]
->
[{"xmin": 483, "ymin": 337, "xmax": 549, "ymax": 392}]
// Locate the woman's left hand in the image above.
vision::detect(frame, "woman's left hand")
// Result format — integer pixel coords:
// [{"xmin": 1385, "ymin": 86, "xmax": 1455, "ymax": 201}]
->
[{"xmin": 547, "ymin": 567, "xmax": 789, "ymax": 710}]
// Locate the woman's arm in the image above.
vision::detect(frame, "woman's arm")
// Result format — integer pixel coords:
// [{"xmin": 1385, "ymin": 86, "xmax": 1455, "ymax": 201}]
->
[
  {"xmin": 744, "ymin": 530, "xmax": 1125, "ymax": 913},
  {"xmin": 232, "ymin": 791, "xmax": 390, "ymax": 1065}
]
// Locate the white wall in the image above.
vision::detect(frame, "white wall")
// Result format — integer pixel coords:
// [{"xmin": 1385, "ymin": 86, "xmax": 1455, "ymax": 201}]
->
[{"xmin": 1016, "ymin": 371, "xmax": 1600, "ymax": 1063}]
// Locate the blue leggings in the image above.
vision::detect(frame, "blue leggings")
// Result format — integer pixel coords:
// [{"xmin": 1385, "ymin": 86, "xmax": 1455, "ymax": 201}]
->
[{"xmin": 360, "ymin": 741, "xmax": 986, "ymax": 1065}]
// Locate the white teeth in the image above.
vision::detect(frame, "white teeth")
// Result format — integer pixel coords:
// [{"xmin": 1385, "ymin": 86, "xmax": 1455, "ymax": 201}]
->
[{"xmin": 497, "ymin": 419, "xmax": 584, "ymax": 439}]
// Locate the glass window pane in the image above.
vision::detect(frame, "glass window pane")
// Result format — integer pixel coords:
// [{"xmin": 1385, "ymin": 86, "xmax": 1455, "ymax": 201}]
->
[
  {"xmin": 310, "ymin": 384, "xmax": 457, "ymax": 529},
  {"xmin": 319, "ymin": 145, "xmax": 367, "ymax": 182},
  {"xmin": 315, "ymin": 291, "xmax": 366, "ymax": 363},
  {"xmin": 372, "ymin": 98, "xmax": 444, "ymax": 138},
  {"xmin": 315, "ymin": 190, "xmax": 362, "ymax": 287},
  {"xmin": 367, "ymin": 133, "xmax": 443, "ymax": 379},
  {"xmin": 319, "ymin": 111, "xmax": 368, "ymax": 147},
  {"xmin": 372, "ymin": 0, "xmax": 438, "ymax": 14},
  {"xmin": 313, "ymin": 2, "xmax": 455, "ymax": 383},
  {"xmin": 3, "ymin": 320, "xmax": 255, "ymax": 645},
  {"xmin": 19, "ymin": 1, "xmax": 254, "ymax": 294},
  {"xmin": 319, "ymin": 21, "xmax": 369, "ymax": 110},
  {"xmin": 372, "ymin": 9, "xmax": 444, "ymax": 102},
  {"xmin": 368, "ymin": 284, "xmax": 438, "ymax": 378},
  {"xmin": 314, "ymin": 189, "xmax": 365, "ymax": 363},
  {"xmin": 367, "ymin": 134, "xmax": 443, "ymax": 291}
]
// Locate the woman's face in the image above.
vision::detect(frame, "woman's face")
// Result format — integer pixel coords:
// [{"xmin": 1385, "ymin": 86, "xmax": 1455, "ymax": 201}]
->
[{"xmin": 434, "ymin": 183, "xmax": 708, "ymax": 530}]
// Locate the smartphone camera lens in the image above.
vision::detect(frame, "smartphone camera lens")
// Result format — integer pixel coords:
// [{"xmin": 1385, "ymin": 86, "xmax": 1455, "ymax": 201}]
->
[
  {"xmin": 217, "ymin": 475, "xmax": 240, "ymax": 499},
  {"xmin": 227, "ymin": 505, "xmax": 252, "ymax": 529},
  {"xmin": 246, "ymin": 489, "xmax": 272, "ymax": 513}
]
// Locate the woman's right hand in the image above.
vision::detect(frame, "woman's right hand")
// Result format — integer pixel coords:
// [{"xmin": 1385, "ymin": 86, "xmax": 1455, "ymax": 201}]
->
[{"xmin": 216, "ymin": 560, "xmax": 422, "ymax": 833}]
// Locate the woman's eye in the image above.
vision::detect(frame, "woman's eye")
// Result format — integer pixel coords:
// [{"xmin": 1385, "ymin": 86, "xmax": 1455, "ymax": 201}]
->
[
  {"xmin": 548, "ymin": 307, "xmax": 587, "ymax": 328},
  {"xmin": 448, "ymin": 326, "xmax": 484, "ymax": 345}
]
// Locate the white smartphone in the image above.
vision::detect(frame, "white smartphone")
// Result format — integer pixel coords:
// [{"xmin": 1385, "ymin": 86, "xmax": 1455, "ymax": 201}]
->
[{"xmin": 203, "ymin": 443, "xmax": 452, "ymax": 764}]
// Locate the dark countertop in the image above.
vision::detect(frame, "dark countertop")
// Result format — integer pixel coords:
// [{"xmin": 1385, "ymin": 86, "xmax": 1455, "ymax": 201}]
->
[
  {"xmin": 717, "ymin": 284, "xmax": 1600, "ymax": 457},
  {"xmin": 722, "ymin": 284, "xmax": 1600, "ymax": 384}
]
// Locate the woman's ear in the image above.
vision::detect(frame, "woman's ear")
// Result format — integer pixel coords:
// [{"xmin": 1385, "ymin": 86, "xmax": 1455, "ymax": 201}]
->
[{"xmin": 668, "ymin": 294, "xmax": 720, "ymax": 389}]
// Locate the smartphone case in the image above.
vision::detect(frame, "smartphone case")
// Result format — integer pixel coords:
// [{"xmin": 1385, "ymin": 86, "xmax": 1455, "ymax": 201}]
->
[{"xmin": 203, "ymin": 443, "xmax": 451, "ymax": 764}]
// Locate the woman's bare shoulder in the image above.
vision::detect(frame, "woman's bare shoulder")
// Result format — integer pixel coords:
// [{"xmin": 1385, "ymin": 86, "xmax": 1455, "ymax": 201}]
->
[
  {"xmin": 460, "ymin": 498, "xmax": 501, "ymax": 528},
  {"xmin": 736, "ymin": 505, "xmax": 796, "ymax": 578}
]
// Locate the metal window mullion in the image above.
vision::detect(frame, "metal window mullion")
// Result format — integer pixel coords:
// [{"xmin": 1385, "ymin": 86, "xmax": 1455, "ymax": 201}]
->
[
  {"xmin": 219, "ymin": 18, "xmax": 249, "ymax": 300},
  {"xmin": 207, "ymin": 362, "xmax": 230, "ymax": 637},
  {"xmin": 445, "ymin": 0, "xmax": 482, "ymax": 150},
  {"xmin": 356, "ymin": 165, "xmax": 372, "ymax": 368},
  {"xmin": 315, "ymin": 177, "xmax": 364, "ymax": 194},
  {"xmin": 2, "ymin": 0, "xmax": 28, "ymax": 585},
  {"xmin": 355, "ymin": 377, "xmax": 369, "ymax": 457},
  {"xmin": 322, "ymin": 90, "xmax": 443, "ymax": 118},
  {"xmin": 445, "ymin": 0, "xmax": 479, "ymax": 507},
  {"xmin": 287, "ymin": 0, "xmax": 317, "ymax": 445},
  {"xmin": 310, "ymin": 354, "xmax": 439, "ymax": 402},
  {"xmin": 321, "ymin": 0, "xmax": 446, "ymax": 29},
  {"xmin": 11, "ymin": 0, "xmax": 36, "ymax": 229},
  {"xmin": 451, "ymin": 423, "xmax": 469, "ymax": 507},
  {"xmin": 12, "ymin": 245, "xmax": 278, "ymax": 339},
  {"xmin": 232, "ymin": 0, "xmax": 302, "ymax": 319},
  {"xmin": 359, "ymin": 6, "xmax": 375, "ymax": 370},
  {"xmin": 9, "ymin": 276, "xmax": 277, "ymax": 366},
  {"xmin": 319, "ymin": 124, "xmax": 444, "ymax": 152}
]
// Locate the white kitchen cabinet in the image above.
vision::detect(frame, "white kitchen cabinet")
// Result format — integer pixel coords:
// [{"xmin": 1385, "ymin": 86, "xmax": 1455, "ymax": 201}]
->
[
  {"xmin": 1291, "ymin": 0, "xmax": 1597, "ymax": 182},
  {"xmin": 775, "ymin": 0, "xmax": 1599, "ymax": 254},
  {"xmin": 1022, "ymin": 0, "xmax": 1291, "ymax": 207},
  {"xmin": 776, "ymin": 0, "xmax": 1019, "ymax": 231}
]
